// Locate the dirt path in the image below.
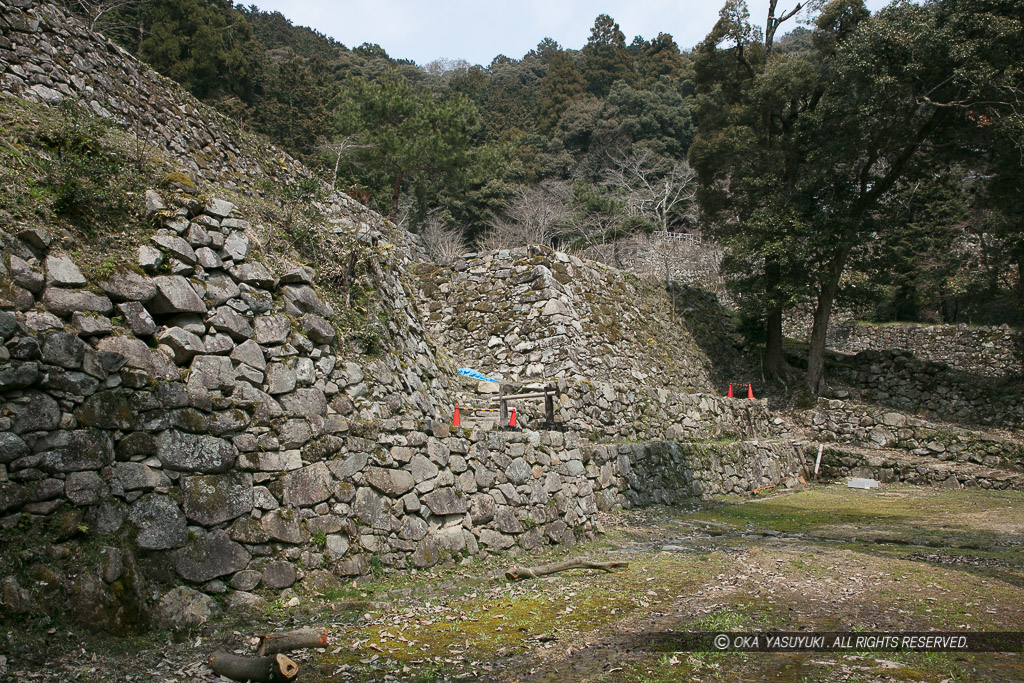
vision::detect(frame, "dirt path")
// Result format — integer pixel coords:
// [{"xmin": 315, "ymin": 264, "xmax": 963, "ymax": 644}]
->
[{"xmin": 3, "ymin": 484, "xmax": 1023, "ymax": 682}]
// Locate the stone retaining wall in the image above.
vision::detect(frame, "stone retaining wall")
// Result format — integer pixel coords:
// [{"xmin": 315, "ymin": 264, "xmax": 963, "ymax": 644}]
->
[
  {"xmin": 827, "ymin": 322, "xmax": 1023, "ymax": 379},
  {"xmin": 827, "ymin": 349, "xmax": 1024, "ymax": 429},
  {"xmin": 797, "ymin": 399, "xmax": 1024, "ymax": 471}
]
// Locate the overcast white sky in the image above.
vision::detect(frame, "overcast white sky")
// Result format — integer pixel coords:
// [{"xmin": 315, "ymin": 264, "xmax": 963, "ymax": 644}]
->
[{"xmin": 246, "ymin": 0, "xmax": 895, "ymax": 67}]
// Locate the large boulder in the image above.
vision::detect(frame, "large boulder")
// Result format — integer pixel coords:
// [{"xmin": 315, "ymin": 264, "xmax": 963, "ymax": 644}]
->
[
  {"xmin": 128, "ymin": 494, "xmax": 188, "ymax": 550},
  {"xmin": 156, "ymin": 430, "xmax": 236, "ymax": 473},
  {"xmin": 172, "ymin": 529, "xmax": 250, "ymax": 582},
  {"xmin": 181, "ymin": 472, "xmax": 254, "ymax": 526},
  {"xmin": 148, "ymin": 276, "xmax": 206, "ymax": 315}
]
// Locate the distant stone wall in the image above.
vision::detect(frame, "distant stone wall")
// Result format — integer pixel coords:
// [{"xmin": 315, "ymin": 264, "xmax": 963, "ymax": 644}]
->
[
  {"xmin": 0, "ymin": 0, "xmax": 303, "ymax": 191},
  {"xmin": 827, "ymin": 322, "xmax": 1023, "ymax": 379},
  {"xmin": 827, "ymin": 349, "xmax": 1024, "ymax": 429},
  {"xmin": 414, "ymin": 245, "xmax": 717, "ymax": 391},
  {"xmin": 797, "ymin": 398, "xmax": 1024, "ymax": 471}
]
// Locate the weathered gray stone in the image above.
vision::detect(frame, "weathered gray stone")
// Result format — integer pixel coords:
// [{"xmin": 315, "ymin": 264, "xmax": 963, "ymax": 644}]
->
[
  {"xmin": 45, "ymin": 254, "xmax": 86, "ymax": 288},
  {"xmin": 40, "ymin": 430, "xmax": 114, "ymax": 472},
  {"xmin": 301, "ymin": 314, "xmax": 336, "ymax": 345},
  {"xmin": 229, "ymin": 262, "xmax": 275, "ymax": 288},
  {"xmin": 155, "ymin": 586, "xmax": 218, "ymax": 631},
  {"xmin": 230, "ymin": 339, "xmax": 266, "ymax": 370},
  {"xmin": 11, "ymin": 391, "xmax": 61, "ymax": 434},
  {"xmin": 260, "ymin": 508, "xmax": 309, "ymax": 544},
  {"xmin": 223, "ymin": 232, "xmax": 249, "ymax": 261},
  {"xmin": 99, "ymin": 270, "xmax": 157, "ymax": 302},
  {"xmin": 210, "ymin": 307, "xmax": 253, "ymax": 340},
  {"xmin": 422, "ymin": 488, "xmax": 467, "ymax": 516},
  {"xmin": 0, "ymin": 433, "xmax": 30, "ymax": 464},
  {"xmin": 41, "ymin": 332, "xmax": 86, "ymax": 369},
  {"xmin": 145, "ymin": 189, "xmax": 166, "ymax": 216},
  {"xmin": 186, "ymin": 223, "xmax": 211, "ymax": 248},
  {"xmin": 469, "ymin": 494, "xmax": 496, "ymax": 525},
  {"xmin": 260, "ymin": 561, "xmax": 296, "ymax": 589},
  {"xmin": 266, "ymin": 362, "xmax": 297, "ymax": 394},
  {"xmin": 195, "ymin": 246, "xmax": 222, "ymax": 270},
  {"xmin": 72, "ymin": 312, "xmax": 112, "ymax": 337},
  {"xmin": 479, "ymin": 529, "xmax": 514, "ymax": 549},
  {"xmin": 116, "ymin": 301, "xmax": 157, "ymax": 336},
  {"xmin": 173, "ymin": 529, "xmax": 250, "ymax": 582},
  {"xmin": 128, "ymin": 494, "xmax": 188, "ymax": 549},
  {"xmin": 0, "ymin": 362, "xmax": 39, "ymax": 391},
  {"xmin": 97, "ymin": 336, "xmax": 179, "ymax": 379},
  {"xmin": 279, "ymin": 462, "xmax": 333, "ymax": 507},
  {"xmin": 10, "ymin": 256, "xmax": 44, "ymax": 293},
  {"xmin": 76, "ymin": 390, "xmax": 134, "ymax": 430},
  {"xmin": 156, "ymin": 430, "xmax": 236, "ymax": 473},
  {"xmin": 230, "ymin": 570, "xmax": 262, "ymax": 591},
  {"xmin": 366, "ymin": 467, "xmax": 416, "ymax": 497},
  {"xmin": 42, "ymin": 287, "xmax": 113, "ymax": 316},
  {"xmin": 493, "ymin": 507, "xmax": 524, "ymax": 534},
  {"xmin": 325, "ymin": 534, "xmax": 350, "ymax": 560},
  {"xmin": 279, "ymin": 388, "xmax": 327, "ymax": 418},
  {"xmin": 280, "ymin": 266, "xmax": 315, "ymax": 285},
  {"xmin": 282, "ymin": 285, "xmax": 333, "ymax": 317},
  {"xmin": 17, "ymin": 228, "xmax": 51, "ymax": 250},
  {"xmin": 0, "ymin": 310, "xmax": 18, "ymax": 340},
  {"xmin": 115, "ymin": 462, "xmax": 171, "ymax": 491},
  {"xmin": 151, "ymin": 235, "xmax": 196, "ymax": 265},
  {"xmin": 204, "ymin": 273, "xmax": 240, "ymax": 305},
  {"xmin": 239, "ymin": 284, "xmax": 272, "ymax": 314},
  {"xmin": 255, "ymin": 315, "xmax": 291, "ymax": 345},
  {"xmin": 188, "ymin": 355, "xmax": 236, "ymax": 391},
  {"xmin": 204, "ymin": 198, "xmax": 235, "ymax": 218},
  {"xmin": 408, "ymin": 454, "xmax": 439, "ymax": 483},
  {"xmin": 157, "ymin": 327, "xmax": 205, "ymax": 364},
  {"xmin": 148, "ymin": 276, "xmax": 206, "ymax": 315},
  {"xmin": 506, "ymin": 457, "xmax": 531, "ymax": 485},
  {"xmin": 65, "ymin": 471, "xmax": 106, "ymax": 505},
  {"xmin": 181, "ymin": 472, "xmax": 253, "ymax": 526},
  {"xmin": 138, "ymin": 245, "xmax": 163, "ymax": 273},
  {"xmin": 353, "ymin": 487, "xmax": 391, "ymax": 530}
]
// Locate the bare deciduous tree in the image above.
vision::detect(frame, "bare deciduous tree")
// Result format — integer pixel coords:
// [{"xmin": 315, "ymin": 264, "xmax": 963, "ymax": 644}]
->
[
  {"xmin": 601, "ymin": 149, "xmax": 698, "ymax": 234},
  {"xmin": 316, "ymin": 135, "xmax": 368, "ymax": 191},
  {"xmin": 479, "ymin": 180, "xmax": 572, "ymax": 250},
  {"xmin": 419, "ymin": 213, "xmax": 466, "ymax": 266}
]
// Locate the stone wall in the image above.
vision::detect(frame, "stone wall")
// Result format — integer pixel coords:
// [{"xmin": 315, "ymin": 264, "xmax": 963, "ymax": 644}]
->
[
  {"xmin": 0, "ymin": 0, "xmax": 304, "ymax": 192},
  {"xmin": 827, "ymin": 322, "xmax": 1023, "ymax": 379},
  {"xmin": 797, "ymin": 398, "xmax": 1024, "ymax": 471},
  {"xmin": 414, "ymin": 245, "xmax": 716, "ymax": 391},
  {"xmin": 827, "ymin": 349, "xmax": 1024, "ymax": 429}
]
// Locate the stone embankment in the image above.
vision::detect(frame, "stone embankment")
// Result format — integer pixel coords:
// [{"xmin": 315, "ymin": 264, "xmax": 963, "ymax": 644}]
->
[
  {"xmin": 827, "ymin": 322, "xmax": 1022, "ymax": 379},
  {"xmin": 414, "ymin": 246, "xmax": 716, "ymax": 390},
  {"xmin": 826, "ymin": 349, "xmax": 1023, "ymax": 429}
]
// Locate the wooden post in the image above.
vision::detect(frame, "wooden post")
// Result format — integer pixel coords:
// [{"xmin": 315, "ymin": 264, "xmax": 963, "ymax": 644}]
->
[{"xmin": 498, "ymin": 383, "xmax": 508, "ymax": 427}]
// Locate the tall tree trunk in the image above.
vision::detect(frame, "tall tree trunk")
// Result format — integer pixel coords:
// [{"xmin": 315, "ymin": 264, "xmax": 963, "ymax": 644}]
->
[
  {"xmin": 388, "ymin": 171, "xmax": 404, "ymax": 222},
  {"xmin": 765, "ymin": 307, "xmax": 787, "ymax": 379},
  {"xmin": 763, "ymin": 257, "xmax": 789, "ymax": 379},
  {"xmin": 806, "ymin": 247, "xmax": 850, "ymax": 394}
]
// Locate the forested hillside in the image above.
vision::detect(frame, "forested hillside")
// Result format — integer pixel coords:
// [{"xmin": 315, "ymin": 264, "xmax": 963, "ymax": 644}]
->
[{"xmin": 56, "ymin": 0, "xmax": 1024, "ymax": 392}]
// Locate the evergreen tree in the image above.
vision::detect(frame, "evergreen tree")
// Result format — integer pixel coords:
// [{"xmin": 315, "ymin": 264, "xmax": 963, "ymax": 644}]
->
[{"xmin": 580, "ymin": 14, "xmax": 631, "ymax": 97}]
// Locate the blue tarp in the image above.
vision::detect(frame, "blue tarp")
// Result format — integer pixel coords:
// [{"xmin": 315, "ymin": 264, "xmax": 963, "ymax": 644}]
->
[{"xmin": 457, "ymin": 367, "xmax": 500, "ymax": 383}]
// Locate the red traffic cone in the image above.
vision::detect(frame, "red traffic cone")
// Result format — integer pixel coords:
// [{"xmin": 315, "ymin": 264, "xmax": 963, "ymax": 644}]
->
[
  {"xmin": 727, "ymin": 383, "xmax": 733, "ymax": 398},
  {"xmin": 509, "ymin": 407, "xmax": 517, "ymax": 428},
  {"xmin": 747, "ymin": 383, "xmax": 754, "ymax": 399},
  {"xmin": 452, "ymin": 404, "xmax": 460, "ymax": 427}
]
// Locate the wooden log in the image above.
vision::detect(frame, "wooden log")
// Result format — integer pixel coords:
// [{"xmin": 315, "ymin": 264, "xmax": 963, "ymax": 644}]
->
[
  {"xmin": 505, "ymin": 559, "xmax": 629, "ymax": 581},
  {"xmin": 208, "ymin": 652, "xmax": 298, "ymax": 682},
  {"xmin": 256, "ymin": 628, "xmax": 329, "ymax": 656}
]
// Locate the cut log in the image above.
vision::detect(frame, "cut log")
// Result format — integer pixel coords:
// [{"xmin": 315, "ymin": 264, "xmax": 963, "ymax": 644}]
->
[
  {"xmin": 208, "ymin": 652, "xmax": 298, "ymax": 682},
  {"xmin": 256, "ymin": 627, "xmax": 329, "ymax": 656},
  {"xmin": 505, "ymin": 559, "xmax": 629, "ymax": 581}
]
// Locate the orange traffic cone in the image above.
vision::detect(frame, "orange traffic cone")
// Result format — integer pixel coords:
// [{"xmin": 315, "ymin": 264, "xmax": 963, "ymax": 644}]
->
[
  {"xmin": 747, "ymin": 383, "xmax": 754, "ymax": 399},
  {"xmin": 727, "ymin": 383, "xmax": 733, "ymax": 398},
  {"xmin": 509, "ymin": 408, "xmax": 517, "ymax": 428},
  {"xmin": 453, "ymin": 404, "xmax": 460, "ymax": 427}
]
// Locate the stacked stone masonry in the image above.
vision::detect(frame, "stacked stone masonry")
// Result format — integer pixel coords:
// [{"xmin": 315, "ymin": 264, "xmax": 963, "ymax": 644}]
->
[
  {"xmin": 827, "ymin": 322, "xmax": 1023, "ymax": 379},
  {"xmin": 828, "ymin": 349, "xmax": 1023, "ymax": 429}
]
